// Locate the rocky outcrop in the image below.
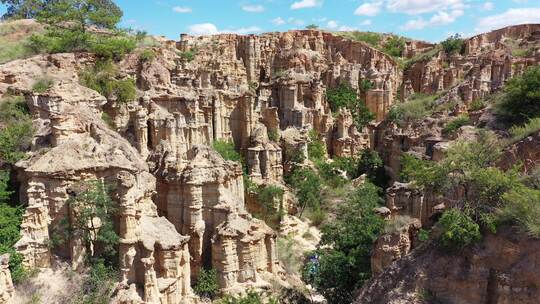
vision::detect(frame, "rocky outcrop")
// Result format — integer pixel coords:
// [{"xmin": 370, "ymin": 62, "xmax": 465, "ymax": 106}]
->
[
  {"xmin": 151, "ymin": 144, "xmax": 280, "ymax": 291},
  {"xmin": 357, "ymin": 228, "xmax": 540, "ymax": 304},
  {"xmin": 404, "ymin": 24, "xmax": 540, "ymax": 105},
  {"xmin": 371, "ymin": 217, "xmax": 421, "ymax": 275},
  {"xmin": 0, "ymin": 254, "xmax": 14, "ymax": 304},
  {"xmin": 13, "ymin": 83, "xmax": 193, "ymax": 303},
  {"xmin": 499, "ymin": 131, "xmax": 540, "ymax": 173}
]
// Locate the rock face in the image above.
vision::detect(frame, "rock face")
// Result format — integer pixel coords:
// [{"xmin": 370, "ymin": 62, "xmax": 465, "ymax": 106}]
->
[
  {"xmin": 0, "ymin": 254, "xmax": 14, "ymax": 303},
  {"xmin": 371, "ymin": 217, "xmax": 421, "ymax": 275},
  {"xmin": 13, "ymin": 82, "xmax": 193, "ymax": 303},
  {"xmin": 357, "ymin": 228, "xmax": 540, "ymax": 304},
  {"xmin": 151, "ymin": 144, "xmax": 279, "ymax": 291},
  {"xmin": 405, "ymin": 24, "xmax": 540, "ymax": 105},
  {"xmin": 498, "ymin": 131, "xmax": 540, "ymax": 173}
]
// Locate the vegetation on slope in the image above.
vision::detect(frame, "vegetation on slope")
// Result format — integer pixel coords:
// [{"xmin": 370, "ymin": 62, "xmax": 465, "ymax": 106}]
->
[
  {"xmin": 326, "ymin": 83, "xmax": 375, "ymax": 130},
  {"xmin": 302, "ymin": 182, "xmax": 384, "ymax": 303}
]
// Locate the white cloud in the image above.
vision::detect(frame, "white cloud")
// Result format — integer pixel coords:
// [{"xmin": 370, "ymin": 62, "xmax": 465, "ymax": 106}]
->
[
  {"xmin": 242, "ymin": 4, "xmax": 265, "ymax": 13},
  {"xmin": 482, "ymin": 2, "xmax": 494, "ymax": 11},
  {"xmin": 402, "ymin": 9, "xmax": 463, "ymax": 30},
  {"xmin": 327, "ymin": 20, "xmax": 338, "ymax": 29},
  {"xmin": 291, "ymin": 0, "xmax": 322, "ymax": 10},
  {"xmin": 271, "ymin": 17, "xmax": 286, "ymax": 25},
  {"xmin": 354, "ymin": 2, "xmax": 382, "ymax": 17},
  {"xmin": 387, "ymin": 0, "xmax": 464, "ymax": 15},
  {"xmin": 338, "ymin": 25, "xmax": 358, "ymax": 31},
  {"xmin": 188, "ymin": 23, "xmax": 262, "ymax": 36},
  {"xmin": 360, "ymin": 20, "xmax": 372, "ymax": 26},
  {"xmin": 475, "ymin": 8, "xmax": 540, "ymax": 33},
  {"xmin": 172, "ymin": 6, "xmax": 192, "ymax": 13},
  {"xmin": 225, "ymin": 26, "xmax": 263, "ymax": 34},
  {"xmin": 188, "ymin": 23, "xmax": 219, "ymax": 35}
]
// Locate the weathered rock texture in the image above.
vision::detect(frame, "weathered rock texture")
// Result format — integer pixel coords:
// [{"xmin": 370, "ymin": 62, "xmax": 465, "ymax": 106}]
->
[
  {"xmin": 0, "ymin": 254, "xmax": 14, "ymax": 304},
  {"xmin": 371, "ymin": 217, "xmax": 421, "ymax": 275},
  {"xmin": 12, "ymin": 82, "xmax": 193, "ymax": 304},
  {"xmin": 151, "ymin": 144, "xmax": 280, "ymax": 291},
  {"xmin": 357, "ymin": 228, "xmax": 540, "ymax": 304},
  {"xmin": 405, "ymin": 24, "xmax": 540, "ymax": 105}
]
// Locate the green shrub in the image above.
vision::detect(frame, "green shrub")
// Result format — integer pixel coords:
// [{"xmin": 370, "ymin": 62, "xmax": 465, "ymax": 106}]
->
[
  {"xmin": 382, "ymin": 36, "xmax": 406, "ymax": 57},
  {"xmin": 438, "ymin": 209, "xmax": 481, "ymax": 250},
  {"xmin": 193, "ymin": 268, "xmax": 219, "ymax": 299},
  {"xmin": 307, "ymin": 130, "xmax": 326, "ymax": 161},
  {"xmin": 0, "ymin": 21, "xmax": 42, "ymax": 64},
  {"xmin": 0, "ymin": 171, "xmax": 26, "ymax": 283},
  {"xmin": 88, "ymin": 35, "xmax": 136, "ymax": 61},
  {"xmin": 267, "ymin": 128, "xmax": 279, "ymax": 142},
  {"xmin": 418, "ymin": 229, "xmax": 429, "ymax": 242},
  {"xmin": 441, "ymin": 34, "xmax": 464, "ymax": 55},
  {"xmin": 403, "ymin": 46, "xmax": 440, "ymax": 70},
  {"xmin": 218, "ymin": 290, "xmax": 277, "ymax": 304},
  {"xmin": 495, "ymin": 65, "xmax": 540, "ymax": 125},
  {"xmin": 326, "ymin": 83, "xmax": 375, "ymax": 129},
  {"xmin": 212, "ymin": 140, "xmax": 241, "ymax": 162},
  {"xmin": 79, "ymin": 60, "xmax": 137, "ymax": 104},
  {"xmin": 0, "ymin": 96, "xmax": 33, "ymax": 164},
  {"xmin": 501, "ymin": 186, "xmax": 540, "ymax": 237},
  {"xmin": 179, "ymin": 50, "xmax": 196, "ymax": 62},
  {"xmin": 76, "ymin": 261, "xmax": 118, "ymax": 303},
  {"xmin": 342, "ymin": 31, "xmax": 382, "ymax": 47},
  {"xmin": 31, "ymin": 77, "xmax": 54, "ymax": 93},
  {"xmin": 101, "ymin": 112, "xmax": 114, "ymax": 128},
  {"xmin": 302, "ymin": 182, "xmax": 384, "ymax": 303},
  {"xmin": 113, "ymin": 78, "xmax": 137, "ymax": 104},
  {"xmin": 307, "ymin": 208, "xmax": 326, "ymax": 227},
  {"xmin": 53, "ymin": 180, "xmax": 119, "ymax": 266},
  {"xmin": 251, "ymin": 184, "xmax": 285, "ymax": 228},
  {"xmin": 469, "ymin": 99, "xmax": 486, "ymax": 111},
  {"xmin": 400, "ymin": 154, "xmax": 448, "ymax": 189},
  {"xmin": 287, "ymin": 167, "xmax": 322, "ymax": 218},
  {"xmin": 509, "ymin": 117, "xmax": 540, "ymax": 143},
  {"xmin": 443, "ymin": 115, "xmax": 470, "ymax": 135},
  {"xmin": 388, "ymin": 93, "xmax": 438, "ymax": 125},
  {"xmin": 306, "ymin": 24, "xmax": 319, "ymax": 30},
  {"xmin": 315, "ymin": 161, "xmax": 348, "ymax": 188}
]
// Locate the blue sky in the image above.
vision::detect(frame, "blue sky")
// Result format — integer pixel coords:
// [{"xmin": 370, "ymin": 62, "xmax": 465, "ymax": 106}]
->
[{"xmin": 2, "ymin": 0, "xmax": 540, "ymax": 42}]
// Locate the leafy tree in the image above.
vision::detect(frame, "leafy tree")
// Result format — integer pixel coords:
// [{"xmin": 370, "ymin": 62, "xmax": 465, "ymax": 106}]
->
[
  {"xmin": 287, "ymin": 168, "xmax": 322, "ymax": 218},
  {"xmin": 0, "ymin": 96, "xmax": 33, "ymax": 164},
  {"xmin": 501, "ymin": 186, "xmax": 540, "ymax": 237},
  {"xmin": 213, "ymin": 140, "xmax": 242, "ymax": 163},
  {"xmin": 27, "ymin": 0, "xmax": 136, "ymax": 60},
  {"xmin": 302, "ymin": 182, "xmax": 384, "ymax": 303},
  {"xmin": 441, "ymin": 33, "xmax": 464, "ymax": 55},
  {"xmin": 58, "ymin": 180, "xmax": 119, "ymax": 265},
  {"xmin": 79, "ymin": 60, "xmax": 136, "ymax": 103},
  {"xmin": 438, "ymin": 209, "xmax": 481, "ymax": 250},
  {"xmin": 327, "ymin": 83, "xmax": 375, "ymax": 129},
  {"xmin": 37, "ymin": 0, "xmax": 123, "ymax": 33},
  {"xmin": 383, "ymin": 36, "xmax": 406, "ymax": 57},
  {"xmin": 193, "ymin": 268, "xmax": 219, "ymax": 299},
  {"xmin": 306, "ymin": 24, "xmax": 319, "ymax": 30},
  {"xmin": 0, "ymin": 0, "xmax": 47, "ymax": 19},
  {"xmin": 307, "ymin": 130, "xmax": 325, "ymax": 161},
  {"xmin": 495, "ymin": 65, "xmax": 540, "ymax": 125},
  {"xmin": 0, "ymin": 171, "xmax": 26, "ymax": 283},
  {"xmin": 251, "ymin": 184, "xmax": 285, "ymax": 229}
]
